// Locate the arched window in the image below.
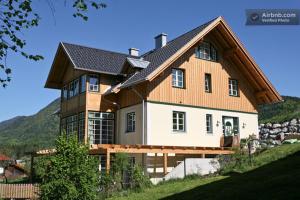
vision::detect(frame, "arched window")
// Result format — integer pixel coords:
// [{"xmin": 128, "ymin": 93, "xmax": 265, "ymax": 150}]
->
[{"xmin": 195, "ymin": 42, "xmax": 217, "ymax": 61}]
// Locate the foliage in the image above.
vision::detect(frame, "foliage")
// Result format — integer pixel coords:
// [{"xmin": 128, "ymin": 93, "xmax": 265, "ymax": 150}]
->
[
  {"xmin": 0, "ymin": 98, "xmax": 60, "ymax": 159},
  {"xmin": 0, "ymin": 0, "xmax": 106, "ymax": 87},
  {"xmin": 259, "ymin": 95, "xmax": 300, "ymax": 123},
  {"xmin": 107, "ymin": 143, "xmax": 300, "ymax": 200},
  {"xmin": 35, "ymin": 134, "xmax": 99, "ymax": 200},
  {"xmin": 99, "ymin": 153, "xmax": 151, "ymax": 199}
]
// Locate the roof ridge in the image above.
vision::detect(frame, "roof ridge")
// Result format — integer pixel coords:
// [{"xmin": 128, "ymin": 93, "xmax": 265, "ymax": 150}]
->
[
  {"xmin": 140, "ymin": 17, "xmax": 218, "ymax": 58},
  {"xmin": 61, "ymin": 42, "xmax": 131, "ymax": 57}
]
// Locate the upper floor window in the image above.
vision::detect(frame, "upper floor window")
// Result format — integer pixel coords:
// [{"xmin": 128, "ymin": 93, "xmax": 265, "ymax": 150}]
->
[
  {"xmin": 126, "ymin": 112, "xmax": 136, "ymax": 132},
  {"xmin": 173, "ymin": 111, "xmax": 185, "ymax": 132},
  {"xmin": 69, "ymin": 79, "xmax": 79, "ymax": 98},
  {"xmin": 89, "ymin": 75, "xmax": 99, "ymax": 92},
  {"xmin": 62, "ymin": 85, "xmax": 68, "ymax": 100},
  {"xmin": 80, "ymin": 75, "xmax": 87, "ymax": 93},
  {"xmin": 195, "ymin": 42, "xmax": 217, "ymax": 61},
  {"xmin": 206, "ymin": 114, "xmax": 213, "ymax": 134},
  {"xmin": 229, "ymin": 79, "xmax": 239, "ymax": 97},
  {"xmin": 205, "ymin": 73, "xmax": 212, "ymax": 93},
  {"xmin": 172, "ymin": 68, "xmax": 184, "ymax": 88}
]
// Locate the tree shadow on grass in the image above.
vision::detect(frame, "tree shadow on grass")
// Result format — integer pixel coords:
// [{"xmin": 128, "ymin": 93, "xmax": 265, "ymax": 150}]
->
[{"xmin": 161, "ymin": 151, "xmax": 300, "ymax": 200}]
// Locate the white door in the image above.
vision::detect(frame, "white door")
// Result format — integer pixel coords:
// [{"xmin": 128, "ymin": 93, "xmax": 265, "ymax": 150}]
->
[{"xmin": 224, "ymin": 117, "xmax": 234, "ymax": 136}]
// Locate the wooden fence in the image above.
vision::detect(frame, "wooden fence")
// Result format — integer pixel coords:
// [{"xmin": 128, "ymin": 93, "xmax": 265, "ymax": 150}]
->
[{"xmin": 0, "ymin": 184, "xmax": 39, "ymax": 199}]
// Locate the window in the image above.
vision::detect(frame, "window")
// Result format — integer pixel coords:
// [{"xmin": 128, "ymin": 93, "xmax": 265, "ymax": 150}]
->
[
  {"xmin": 80, "ymin": 75, "xmax": 87, "ymax": 93},
  {"xmin": 205, "ymin": 73, "xmax": 212, "ymax": 93},
  {"xmin": 68, "ymin": 79, "xmax": 79, "ymax": 98},
  {"xmin": 229, "ymin": 79, "xmax": 239, "ymax": 96},
  {"xmin": 222, "ymin": 116, "xmax": 239, "ymax": 136},
  {"xmin": 172, "ymin": 69, "xmax": 184, "ymax": 88},
  {"xmin": 206, "ymin": 114, "xmax": 213, "ymax": 133},
  {"xmin": 69, "ymin": 81, "xmax": 75, "ymax": 98},
  {"xmin": 66, "ymin": 115, "xmax": 78, "ymax": 137},
  {"xmin": 173, "ymin": 111, "xmax": 185, "ymax": 132},
  {"xmin": 88, "ymin": 112, "xmax": 114, "ymax": 144},
  {"xmin": 195, "ymin": 42, "xmax": 217, "ymax": 61},
  {"xmin": 89, "ymin": 75, "xmax": 99, "ymax": 92},
  {"xmin": 126, "ymin": 112, "xmax": 136, "ymax": 132},
  {"xmin": 74, "ymin": 79, "xmax": 79, "ymax": 96},
  {"xmin": 78, "ymin": 112, "xmax": 85, "ymax": 143},
  {"xmin": 62, "ymin": 85, "xmax": 68, "ymax": 100}
]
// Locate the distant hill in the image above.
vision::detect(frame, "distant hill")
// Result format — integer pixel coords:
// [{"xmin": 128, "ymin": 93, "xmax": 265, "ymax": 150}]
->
[
  {"xmin": 0, "ymin": 98, "xmax": 60, "ymax": 148},
  {"xmin": 259, "ymin": 96, "xmax": 300, "ymax": 123}
]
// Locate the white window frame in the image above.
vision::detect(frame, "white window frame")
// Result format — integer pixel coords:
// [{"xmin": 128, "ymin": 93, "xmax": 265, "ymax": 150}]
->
[
  {"xmin": 229, "ymin": 79, "xmax": 239, "ymax": 97},
  {"xmin": 172, "ymin": 111, "xmax": 186, "ymax": 132},
  {"xmin": 196, "ymin": 42, "xmax": 217, "ymax": 61},
  {"xmin": 126, "ymin": 112, "xmax": 136, "ymax": 133},
  {"xmin": 62, "ymin": 85, "xmax": 68, "ymax": 100},
  {"xmin": 89, "ymin": 75, "xmax": 99, "ymax": 92},
  {"xmin": 172, "ymin": 68, "xmax": 184, "ymax": 88},
  {"xmin": 206, "ymin": 114, "xmax": 213, "ymax": 134}
]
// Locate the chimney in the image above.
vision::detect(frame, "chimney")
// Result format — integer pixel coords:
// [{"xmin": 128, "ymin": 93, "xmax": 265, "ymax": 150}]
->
[
  {"xmin": 155, "ymin": 33, "xmax": 167, "ymax": 49},
  {"xmin": 128, "ymin": 48, "xmax": 139, "ymax": 56}
]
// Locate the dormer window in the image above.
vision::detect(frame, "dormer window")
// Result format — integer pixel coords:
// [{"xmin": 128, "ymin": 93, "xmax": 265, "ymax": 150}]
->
[{"xmin": 195, "ymin": 42, "xmax": 217, "ymax": 61}]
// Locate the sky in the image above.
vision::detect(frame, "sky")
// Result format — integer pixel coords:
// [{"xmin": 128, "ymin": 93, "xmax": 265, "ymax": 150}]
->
[{"xmin": 0, "ymin": 0, "xmax": 299, "ymax": 122}]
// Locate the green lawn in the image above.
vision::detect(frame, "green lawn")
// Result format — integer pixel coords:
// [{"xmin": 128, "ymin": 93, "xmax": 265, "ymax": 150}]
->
[{"xmin": 108, "ymin": 144, "xmax": 300, "ymax": 200}]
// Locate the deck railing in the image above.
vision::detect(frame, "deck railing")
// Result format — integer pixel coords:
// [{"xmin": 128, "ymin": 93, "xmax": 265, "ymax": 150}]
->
[{"xmin": 0, "ymin": 183, "xmax": 39, "ymax": 199}]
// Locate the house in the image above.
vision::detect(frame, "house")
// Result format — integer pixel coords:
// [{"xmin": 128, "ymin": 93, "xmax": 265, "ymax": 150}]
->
[{"xmin": 45, "ymin": 16, "xmax": 281, "ymax": 179}]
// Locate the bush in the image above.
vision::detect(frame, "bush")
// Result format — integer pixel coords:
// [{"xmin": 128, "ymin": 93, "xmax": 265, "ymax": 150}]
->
[{"xmin": 36, "ymin": 135, "xmax": 99, "ymax": 200}]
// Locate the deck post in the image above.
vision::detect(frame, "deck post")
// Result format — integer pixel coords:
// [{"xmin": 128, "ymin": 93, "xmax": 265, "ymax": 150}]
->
[
  {"xmin": 163, "ymin": 153, "xmax": 168, "ymax": 175},
  {"xmin": 154, "ymin": 153, "xmax": 157, "ymax": 177},
  {"xmin": 106, "ymin": 150, "xmax": 110, "ymax": 174}
]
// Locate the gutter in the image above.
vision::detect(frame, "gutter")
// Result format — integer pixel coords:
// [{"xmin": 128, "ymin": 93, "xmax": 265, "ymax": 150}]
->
[{"xmin": 132, "ymin": 88, "xmax": 146, "ymax": 145}]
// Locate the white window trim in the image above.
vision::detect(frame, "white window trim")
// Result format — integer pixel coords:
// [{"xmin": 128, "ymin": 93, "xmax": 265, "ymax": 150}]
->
[
  {"xmin": 172, "ymin": 111, "xmax": 186, "ymax": 132},
  {"xmin": 229, "ymin": 79, "xmax": 239, "ymax": 97},
  {"xmin": 172, "ymin": 69, "xmax": 184, "ymax": 88}
]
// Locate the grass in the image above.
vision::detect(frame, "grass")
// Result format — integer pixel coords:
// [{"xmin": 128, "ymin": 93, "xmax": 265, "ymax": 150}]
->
[{"xmin": 108, "ymin": 143, "xmax": 300, "ymax": 200}]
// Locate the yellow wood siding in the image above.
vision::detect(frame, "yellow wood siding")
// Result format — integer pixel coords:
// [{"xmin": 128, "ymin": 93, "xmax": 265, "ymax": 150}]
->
[{"xmin": 147, "ymin": 43, "xmax": 258, "ymax": 113}]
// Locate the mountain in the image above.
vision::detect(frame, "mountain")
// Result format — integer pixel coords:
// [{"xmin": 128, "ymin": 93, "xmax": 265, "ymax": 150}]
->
[
  {"xmin": 0, "ymin": 98, "xmax": 60, "ymax": 148},
  {"xmin": 259, "ymin": 96, "xmax": 300, "ymax": 123}
]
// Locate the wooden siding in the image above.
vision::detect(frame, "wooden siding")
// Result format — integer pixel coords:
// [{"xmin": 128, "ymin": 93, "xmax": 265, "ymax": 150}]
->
[{"xmin": 147, "ymin": 40, "xmax": 258, "ymax": 113}]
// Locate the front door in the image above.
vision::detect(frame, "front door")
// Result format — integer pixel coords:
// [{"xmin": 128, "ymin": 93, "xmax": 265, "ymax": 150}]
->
[{"xmin": 223, "ymin": 117, "xmax": 234, "ymax": 136}]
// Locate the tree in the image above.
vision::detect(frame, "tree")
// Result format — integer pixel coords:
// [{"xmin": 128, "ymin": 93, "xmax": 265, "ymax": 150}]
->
[
  {"xmin": 36, "ymin": 135, "xmax": 99, "ymax": 200},
  {"xmin": 0, "ymin": 0, "xmax": 106, "ymax": 87}
]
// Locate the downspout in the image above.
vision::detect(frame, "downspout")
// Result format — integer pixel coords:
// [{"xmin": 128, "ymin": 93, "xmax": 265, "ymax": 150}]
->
[{"xmin": 132, "ymin": 87, "xmax": 145, "ymax": 145}]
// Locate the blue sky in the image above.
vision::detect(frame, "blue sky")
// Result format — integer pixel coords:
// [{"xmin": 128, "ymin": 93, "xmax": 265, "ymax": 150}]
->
[{"xmin": 0, "ymin": 0, "xmax": 299, "ymax": 122}]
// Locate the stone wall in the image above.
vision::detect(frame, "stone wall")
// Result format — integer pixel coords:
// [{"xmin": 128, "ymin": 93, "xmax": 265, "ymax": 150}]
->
[{"xmin": 259, "ymin": 118, "xmax": 300, "ymax": 143}]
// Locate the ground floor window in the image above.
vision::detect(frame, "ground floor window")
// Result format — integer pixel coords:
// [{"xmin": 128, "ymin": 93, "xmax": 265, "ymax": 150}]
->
[
  {"xmin": 222, "ymin": 116, "xmax": 239, "ymax": 136},
  {"xmin": 88, "ymin": 111, "xmax": 114, "ymax": 144},
  {"xmin": 173, "ymin": 111, "xmax": 185, "ymax": 132},
  {"xmin": 66, "ymin": 115, "xmax": 78, "ymax": 137},
  {"xmin": 206, "ymin": 114, "xmax": 213, "ymax": 134}
]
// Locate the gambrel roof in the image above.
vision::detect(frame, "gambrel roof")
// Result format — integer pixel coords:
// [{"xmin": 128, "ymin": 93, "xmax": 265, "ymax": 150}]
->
[{"xmin": 45, "ymin": 16, "xmax": 282, "ymax": 104}]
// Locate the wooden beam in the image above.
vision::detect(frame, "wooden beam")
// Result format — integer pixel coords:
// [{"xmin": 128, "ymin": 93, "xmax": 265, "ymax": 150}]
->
[
  {"xmin": 163, "ymin": 153, "xmax": 168, "ymax": 175},
  {"xmin": 106, "ymin": 150, "xmax": 110, "ymax": 174},
  {"xmin": 223, "ymin": 47, "xmax": 239, "ymax": 59},
  {"xmin": 154, "ymin": 153, "xmax": 157, "ymax": 177}
]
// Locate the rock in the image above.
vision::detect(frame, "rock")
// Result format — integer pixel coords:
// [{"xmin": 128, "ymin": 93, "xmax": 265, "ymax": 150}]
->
[
  {"xmin": 276, "ymin": 132, "xmax": 285, "ymax": 141},
  {"xmin": 259, "ymin": 124, "xmax": 265, "ymax": 128},
  {"xmin": 273, "ymin": 123, "xmax": 281, "ymax": 128},
  {"xmin": 269, "ymin": 128, "xmax": 282, "ymax": 135},
  {"xmin": 282, "ymin": 121, "xmax": 290, "ymax": 127},
  {"xmin": 260, "ymin": 128, "xmax": 270, "ymax": 134},
  {"xmin": 266, "ymin": 123, "xmax": 273, "ymax": 128},
  {"xmin": 269, "ymin": 134, "xmax": 277, "ymax": 139},
  {"xmin": 282, "ymin": 127, "xmax": 288, "ymax": 133},
  {"xmin": 288, "ymin": 126, "xmax": 298, "ymax": 133},
  {"xmin": 290, "ymin": 119, "xmax": 297, "ymax": 126}
]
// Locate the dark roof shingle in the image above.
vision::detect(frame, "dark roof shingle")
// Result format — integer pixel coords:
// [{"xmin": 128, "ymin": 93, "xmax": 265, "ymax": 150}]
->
[
  {"xmin": 120, "ymin": 18, "xmax": 216, "ymax": 88},
  {"xmin": 62, "ymin": 42, "xmax": 131, "ymax": 75}
]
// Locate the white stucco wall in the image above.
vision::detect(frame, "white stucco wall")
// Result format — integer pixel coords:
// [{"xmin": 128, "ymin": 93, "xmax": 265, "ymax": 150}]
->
[{"xmin": 146, "ymin": 102, "xmax": 258, "ymax": 147}]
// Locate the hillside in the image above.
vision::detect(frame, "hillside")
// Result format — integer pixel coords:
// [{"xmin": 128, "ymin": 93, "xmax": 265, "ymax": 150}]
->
[
  {"xmin": 259, "ymin": 96, "xmax": 300, "ymax": 123},
  {"xmin": 0, "ymin": 98, "xmax": 60, "ymax": 148},
  {"xmin": 108, "ymin": 143, "xmax": 300, "ymax": 200}
]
